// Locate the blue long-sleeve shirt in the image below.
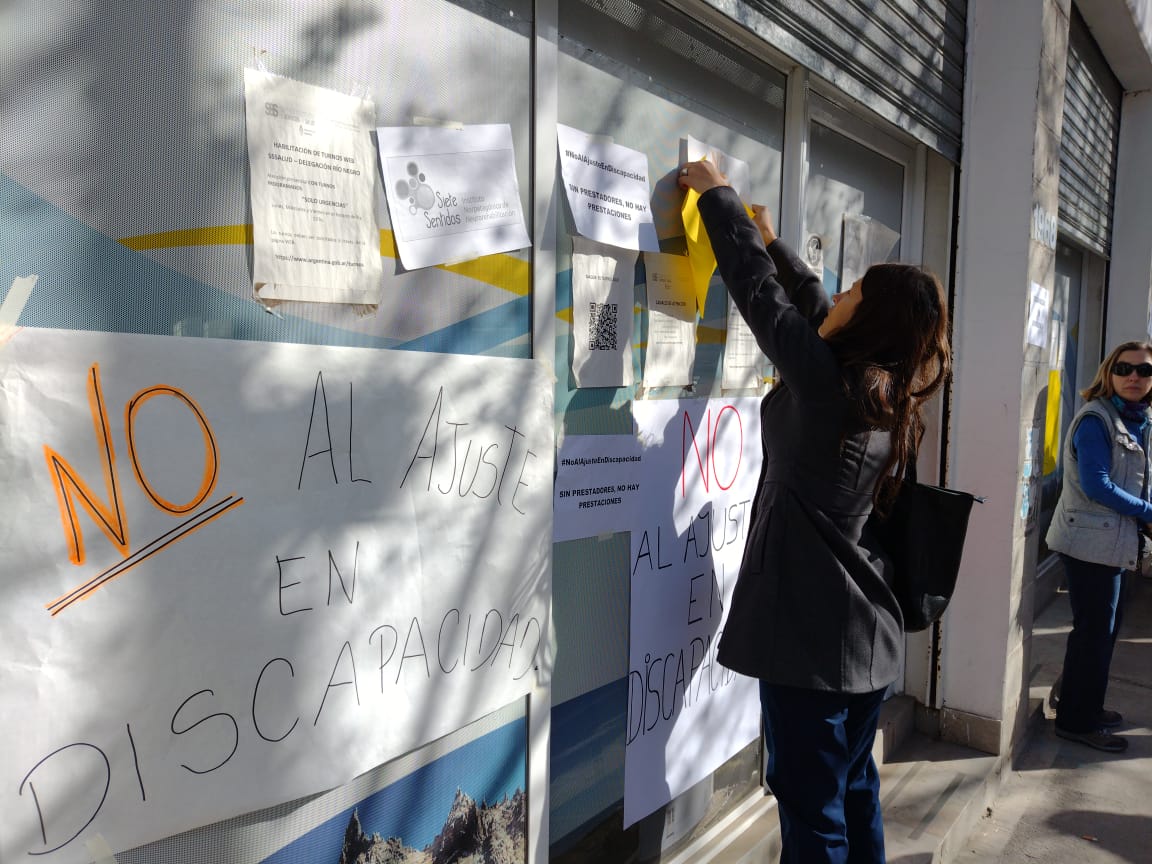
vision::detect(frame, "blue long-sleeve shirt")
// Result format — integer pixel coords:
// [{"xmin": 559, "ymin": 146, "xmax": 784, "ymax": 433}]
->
[{"xmin": 1072, "ymin": 414, "xmax": 1152, "ymax": 521}]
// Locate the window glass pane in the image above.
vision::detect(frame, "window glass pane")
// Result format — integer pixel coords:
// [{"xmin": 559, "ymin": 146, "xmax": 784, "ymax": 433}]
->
[
  {"xmin": 2, "ymin": 0, "xmax": 533, "ymax": 355},
  {"xmin": 1038, "ymin": 241, "xmax": 1084, "ymax": 561},
  {"xmin": 804, "ymin": 121, "xmax": 905, "ymax": 296},
  {"xmin": 551, "ymin": 0, "xmax": 784, "ymax": 859},
  {"xmin": 557, "ymin": 0, "xmax": 786, "ymax": 413}
]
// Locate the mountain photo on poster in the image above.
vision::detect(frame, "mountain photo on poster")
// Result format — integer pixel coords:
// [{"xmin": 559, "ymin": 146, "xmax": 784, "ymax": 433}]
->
[{"xmin": 338, "ymin": 788, "xmax": 526, "ymax": 864}]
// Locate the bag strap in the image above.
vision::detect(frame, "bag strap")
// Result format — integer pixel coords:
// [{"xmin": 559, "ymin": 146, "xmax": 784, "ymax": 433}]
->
[
  {"xmin": 905, "ymin": 437, "xmax": 986, "ymax": 503},
  {"xmin": 903, "ymin": 437, "xmax": 918, "ymax": 484}
]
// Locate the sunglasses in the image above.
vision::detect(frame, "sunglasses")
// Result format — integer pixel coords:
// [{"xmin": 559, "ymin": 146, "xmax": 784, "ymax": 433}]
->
[{"xmin": 1111, "ymin": 361, "xmax": 1152, "ymax": 378}]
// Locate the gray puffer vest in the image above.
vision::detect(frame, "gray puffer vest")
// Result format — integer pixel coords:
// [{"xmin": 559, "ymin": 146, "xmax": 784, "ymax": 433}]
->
[{"xmin": 1045, "ymin": 398, "xmax": 1151, "ymax": 569}]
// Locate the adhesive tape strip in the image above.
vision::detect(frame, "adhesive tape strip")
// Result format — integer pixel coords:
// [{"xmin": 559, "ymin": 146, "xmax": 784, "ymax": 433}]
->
[
  {"xmin": 0, "ymin": 274, "xmax": 37, "ymax": 343},
  {"xmin": 85, "ymin": 834, "xmax": 119, "ymax": 864}
]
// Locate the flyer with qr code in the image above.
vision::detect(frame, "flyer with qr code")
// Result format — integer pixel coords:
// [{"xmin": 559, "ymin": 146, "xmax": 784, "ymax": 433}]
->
[{"xmin": 571, "ymin": 236, "xmax": 637, "ymax": 388}]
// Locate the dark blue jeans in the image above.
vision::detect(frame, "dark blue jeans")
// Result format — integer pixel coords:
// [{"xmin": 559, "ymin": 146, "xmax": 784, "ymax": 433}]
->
[
  {"xmin": 1055, "ymin": 553, "xmax": 1125, "ymax": 733},
  {"xmin": 760, "ymin": 682, "xmax": 887, "ymax": 864}
]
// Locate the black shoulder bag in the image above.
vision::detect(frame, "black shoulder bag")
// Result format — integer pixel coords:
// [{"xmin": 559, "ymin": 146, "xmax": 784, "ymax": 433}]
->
[{"xmin": 869, "ymin": 459, "xmax": 984, "ymax": 632}]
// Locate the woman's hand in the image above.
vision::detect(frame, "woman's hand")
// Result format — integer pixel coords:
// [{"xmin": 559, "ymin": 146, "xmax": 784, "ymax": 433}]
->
[
  {"xmin": 677, "ymin": 160, "xmax": 729, "ymax": 194},
  {"xmin": 750, "ymin": 205, "xmax": 777, "ymax": 245}
]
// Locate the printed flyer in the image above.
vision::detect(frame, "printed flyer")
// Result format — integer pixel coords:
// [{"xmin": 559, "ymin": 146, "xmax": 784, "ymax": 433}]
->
[
  {"xmin": 377, "ymin": 124, "xmax": 531, "ymax": 270},
  {"xmin": 557, "ymin": 124, "xmax": 658, "ymax": 252},
  {"xmin": 244, "ymin": 69, "xmax": 382, "ymax": 304}
]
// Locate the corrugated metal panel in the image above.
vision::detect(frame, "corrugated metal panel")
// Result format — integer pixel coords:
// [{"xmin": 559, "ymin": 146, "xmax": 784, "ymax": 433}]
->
[
  {"xmin": 1059, "ymin": 10, "xmax": 1122, "ymax": 256},
  {"xmin": 566, "ymin": 0, "xmax": 788, "ymax": 109},
  {"xmin": 688, "ymin": 0, "xmax": 967, "ymax": 161}
]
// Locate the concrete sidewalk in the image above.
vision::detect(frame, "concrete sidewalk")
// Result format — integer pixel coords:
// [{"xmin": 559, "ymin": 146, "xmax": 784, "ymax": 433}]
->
[
  {"xmin": 690, "ymin": 569, "xmax": 1151, "ymax": 863},
  {"xmin": 948, "ymin": 569, "xmax": 1152, "ymax": 863}
]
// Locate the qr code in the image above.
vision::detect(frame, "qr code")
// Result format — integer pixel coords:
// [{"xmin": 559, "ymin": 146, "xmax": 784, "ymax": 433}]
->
[{"xmin": 588, "ymin": 302, "xmax": 618, "ymax": 351}]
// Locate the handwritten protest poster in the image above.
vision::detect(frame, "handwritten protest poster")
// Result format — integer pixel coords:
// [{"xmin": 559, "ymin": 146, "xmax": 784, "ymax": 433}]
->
[
  {"xmin": 624, "ymin": 398, "xmax": 761, "ymax": 826},
  {"xmin": 377, "ymin": 124, "xmax": 530, "ymax": 270},
  {"xmin": 244, "ymin": 70, "xmax": 382, "ymax": 304},
  {"xmin": 556, "ymin": 124, "xmax": 658, "ymax": 252},
  {"xmin": 0, "ymin": 329, "xmax": 552, "ymax": 863}
]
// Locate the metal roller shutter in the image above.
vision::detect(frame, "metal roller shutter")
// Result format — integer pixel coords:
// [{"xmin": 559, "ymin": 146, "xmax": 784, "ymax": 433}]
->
[
  {"xmin": 675, "ymin": 0, "xmax": 967, "ymax": 161},
  {"xmin": 1059, "ymin": 9, "xmax": 1122, "ymax": 256}
]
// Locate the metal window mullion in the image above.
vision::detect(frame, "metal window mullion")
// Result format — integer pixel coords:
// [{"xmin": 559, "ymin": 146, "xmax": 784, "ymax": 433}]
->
[
  {"xmin": 532, "ymin": 0, "xmax": 558, "ymax": 366},
  {"xmin": 904, "ymin": 142, "xmax": 927, "ymax": 265},
  {"xmin": 780, "ymin": 65, "xmax": 810, "ymax": 250}
]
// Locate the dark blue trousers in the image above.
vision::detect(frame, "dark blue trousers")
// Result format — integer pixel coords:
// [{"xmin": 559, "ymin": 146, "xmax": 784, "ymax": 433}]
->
[
  {"xmin": 1055, "ymin": 554, "xmax": 1125, "ymax": 733},
  {"xmin": 760, "ymin": 682, "xmax": 887, "ymax": 864}
]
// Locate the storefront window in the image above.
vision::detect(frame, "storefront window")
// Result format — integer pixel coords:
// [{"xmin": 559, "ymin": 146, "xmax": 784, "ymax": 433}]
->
[
  {"xmin": 550, "ymin": 0, "xmax": 785, "ymax": 859},
  {"xmin": 1038, "ymin": 241, "xmax": 1085, "ymax": 560},
  {"xmin": 804, "ymin": 116, "xmax": 906, "ymax": 297}
]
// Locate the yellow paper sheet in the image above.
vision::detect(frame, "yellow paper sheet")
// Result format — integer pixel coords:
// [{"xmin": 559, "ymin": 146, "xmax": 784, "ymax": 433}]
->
[
  {"xmin": 681, "ymin": 187, "xmax": 716, "ymax": 315},
  {"xmin": 1043, "ymin": 368, "xmax": 1062, "ymax": 475},
  {"xmin": 681, "ymin": 179, "xmax": 754, "ymax": 314}
]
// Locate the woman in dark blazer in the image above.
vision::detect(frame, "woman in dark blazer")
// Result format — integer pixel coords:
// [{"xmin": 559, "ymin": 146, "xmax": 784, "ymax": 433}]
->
[{"xmin": 679, "ymin": 160, "xmax": 951, "ymax": 864}]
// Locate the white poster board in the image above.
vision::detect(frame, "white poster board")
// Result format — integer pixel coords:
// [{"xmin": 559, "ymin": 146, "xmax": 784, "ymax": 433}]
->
[
  {"xmin": 556, "ymin": 124, "xmax": 658, "ymax": 251},
  {"xmin": 624, "ymin": 397, "xmax": 761, "ymax": 827},
  {"xmin": 243, "ymin": 70, "xmax": 382, "ymax": 304},
  {"xmin": 0, "ymin": 329, "xmax": 552, "ymax": 863},
  {"xmin": 377, "ymin": 124, "xmax": 531, "ymax": 270}
]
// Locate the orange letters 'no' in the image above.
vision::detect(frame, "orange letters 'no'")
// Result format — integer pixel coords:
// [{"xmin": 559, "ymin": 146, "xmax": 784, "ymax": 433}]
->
[
  {"xmin": 126, "ymin": 386, "xmax": 218, "ymax": 514},
  {"xmin": 43, "ymin": 364, "xmax": 130, "ymax": 565},
  {"xmin": 43, "ymin": 363, "xmax": 220, "ymax": 566}
]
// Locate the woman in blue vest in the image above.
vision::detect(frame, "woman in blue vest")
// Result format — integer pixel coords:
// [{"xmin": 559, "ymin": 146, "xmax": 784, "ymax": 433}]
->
[
  {"xmin": 1045, "ymin": 340, "xmax": 1152, "ymax": 753},
  {"xmin": 679, "ymin": 161, "xmax": 950, "ymax": 863}
]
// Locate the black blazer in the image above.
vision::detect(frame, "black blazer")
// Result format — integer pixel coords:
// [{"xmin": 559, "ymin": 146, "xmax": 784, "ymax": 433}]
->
[{"xmin": 699, "ymin": 186, "xmax": 902, "ymax": 693}]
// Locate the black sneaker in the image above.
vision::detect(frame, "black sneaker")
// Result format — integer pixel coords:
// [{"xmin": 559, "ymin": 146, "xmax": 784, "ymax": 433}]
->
[
  {"xmin": 1092, "ymin": 709, "xmax": 1119, "ymax": 732},
  {"xmin": 1054, "ymin": 726, "xmax": 1128, "ymax": 753},
  {"xmin": 1098, "ymin": 709, "xmax": 1123, "ymax": 728}
]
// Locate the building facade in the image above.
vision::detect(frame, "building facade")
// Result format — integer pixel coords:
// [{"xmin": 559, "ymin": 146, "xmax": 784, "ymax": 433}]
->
[{"xmin": 1, "ymin": 1, "xmax": 1150, "ymax": 863}]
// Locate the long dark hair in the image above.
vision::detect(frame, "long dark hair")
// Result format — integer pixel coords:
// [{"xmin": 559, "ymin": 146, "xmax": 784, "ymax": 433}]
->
[{"xmin": 823, "ymin": 263, "xmax": 951, "ymax": 512}]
